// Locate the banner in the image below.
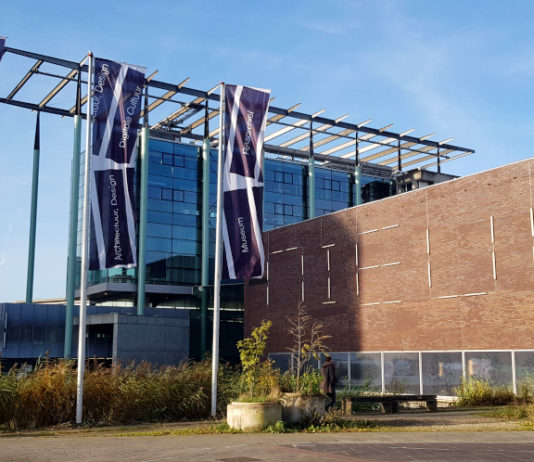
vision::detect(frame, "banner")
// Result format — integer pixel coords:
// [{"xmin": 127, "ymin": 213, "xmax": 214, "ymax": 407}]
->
[
  {"xmin": 89, "ymin": 58, "xmax": 145, "ymax": 270},
  {"xmin": 0, "ymin": 37, "xmax": 6, "ymax": 63},
  {"xmin": 222, "ymin": 85, "xmax": 270, "ymax": 279}
]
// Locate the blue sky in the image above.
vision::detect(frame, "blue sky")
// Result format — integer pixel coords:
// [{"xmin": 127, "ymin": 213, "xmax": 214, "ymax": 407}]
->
[{"xmin": 0, "ymin": 0, "xmax": 533, "ymax": 302}]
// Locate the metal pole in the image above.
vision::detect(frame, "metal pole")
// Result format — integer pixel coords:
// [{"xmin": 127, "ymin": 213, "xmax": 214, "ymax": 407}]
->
[
  {"xmin": 76, "ymin": 52, "xmax": 93, "ymax": 425},
  {"xmin": 211, "ymin": 83, "xmax": 225, "ymax": 416},
  {"xmin": 65, "ymin": 73, "xmax": 83, "ymax": 358},
  {"xmin": 307, "ymin": 120, "xmax": 315, "ymax": 219},
  {"xmin": 437, "ymin": 146, "xmax": 441, "ymax": 174},
  {"xmin": 200, "ymin": 100, "xmax": 211, "ymax": 356},
  {"xmin": 136, "ymin": 85, "xmax": 150, "ymax": 316},
  {"xmin": 25, "ymin": 112, "xmax": 40, "ymax": 303}
]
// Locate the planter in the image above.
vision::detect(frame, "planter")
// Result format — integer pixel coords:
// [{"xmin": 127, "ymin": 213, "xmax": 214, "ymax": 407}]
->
[
  {"xmin": 279, "ymin": 393, "xmax": 326, "ymax": 425},
  {"xmin": 227, "ymin": 402, "xmax": 282, "ymax": 432}
]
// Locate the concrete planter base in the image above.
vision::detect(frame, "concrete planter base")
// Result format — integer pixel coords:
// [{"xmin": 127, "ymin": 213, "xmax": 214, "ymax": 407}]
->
[
  {"xmin": 227, "ymin": 402, "xmax": 282, "ymax": 432},
  {"xmin": 279, "ymin": 393, "xmax": 326, "ymax": 425}
]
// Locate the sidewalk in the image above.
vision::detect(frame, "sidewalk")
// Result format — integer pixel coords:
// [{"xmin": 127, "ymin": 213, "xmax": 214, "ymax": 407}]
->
[{"xmin": 1, "ymin": 409, "xmax": 532, "ymax": 462}]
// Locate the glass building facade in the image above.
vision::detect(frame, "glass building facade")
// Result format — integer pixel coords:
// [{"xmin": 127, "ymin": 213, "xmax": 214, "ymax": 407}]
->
[{"xmin": 83, "ymin": 137, "xmax": 394, "ymax": 301}]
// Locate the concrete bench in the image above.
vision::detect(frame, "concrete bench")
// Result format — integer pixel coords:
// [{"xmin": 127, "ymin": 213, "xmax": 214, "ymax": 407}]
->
[{"xmin": 341, "ymin": 394, "xmax": 438, "ymax": 414}]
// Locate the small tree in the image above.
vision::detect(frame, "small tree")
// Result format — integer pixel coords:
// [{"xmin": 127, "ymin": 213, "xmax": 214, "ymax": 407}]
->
[
  {"xmin": 236, "ymin": 320, "xmax": 278, "ymax": 401},
  {"xmin": 286, "ymin": 302, "xmax": 330, "ymax": 393}
]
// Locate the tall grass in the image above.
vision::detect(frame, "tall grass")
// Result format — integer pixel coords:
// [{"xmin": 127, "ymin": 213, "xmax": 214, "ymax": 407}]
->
[
  {"xmin": 0, "ymin": 359, "xmax": 239, "ymax": 429},
  {"xmin": 454, "ymin": 379, "xmax": 517, "ymax": 406}
]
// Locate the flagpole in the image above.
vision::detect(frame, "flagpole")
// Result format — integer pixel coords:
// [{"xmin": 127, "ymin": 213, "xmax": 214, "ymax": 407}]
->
[
  {"xmin": 211, "ymin": 82, "xmax": 225, "ymax": 416},
  {"xmin": 76, "ymin": 52, "xmax": 93, "ymax": 425}
]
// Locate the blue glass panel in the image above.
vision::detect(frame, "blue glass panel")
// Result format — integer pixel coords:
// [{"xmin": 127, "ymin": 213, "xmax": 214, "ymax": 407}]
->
[
  {"xmin": 173, "ymin": 202, "xmax": 199, "ymax": 215},
  {"xmin": 149, "ymin": 174, "xmax": 173, "ymax": 188},
  {"xmin": 146, "ymin": 250, "xmax": 170, "ymax": 264},
  {"xmin": 173, "ymin": 178, "xmax": 197, "ymax": 192},
  {"xmin": 163, "ymin": 154, "xmax": 174, "ymax": 165},
  {"xmin": 146, "ymin": 237, "xmax": 172, "ymax": 252},
  {"xmin": 147, "ymin": 198, "xmax": 172, "ymax": 212},
  {"xmin": 147, "ymin": 211, "xmax": 173, "ymax": 224},
  {"xmin": 150, "ymin": 139, "xmax": 174, "ymax": 153},
  {"xmin": 174, "ymin": 143, "xmax": 198, "ymax": 157},
  {"xmin": 148, "ymin": 185, "xmax": 161, "ymax": 199},
  {"xmin": 184, "ymin": 191, "xmax": 197, "ymax": 204},
  {"xmin": 162, "ymin": 188, "xmax": 173, "ymax": 201},
  {"xmin": 173, "ymin": 213, "xmax": 198, "ymax": 226},
  {"xmin": 173, "ymin": 239, "xmax": 198, "ymax": 255},
  {"xmin": 149, "ymin": 151, "xmax": 162, "ymax": 164},
  {"xmin": 173, "ymin": 225, "xmax": 198, "ymax": 240},
  {"xmin": 147, "ymin": 222, "xmax": 172, "ymax": 238}
]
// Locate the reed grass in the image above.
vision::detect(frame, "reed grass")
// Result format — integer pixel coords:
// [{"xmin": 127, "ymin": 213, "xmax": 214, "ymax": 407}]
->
[{"xmin": 0, "ymin": 359, "xmax": 239, "ymax": 429}]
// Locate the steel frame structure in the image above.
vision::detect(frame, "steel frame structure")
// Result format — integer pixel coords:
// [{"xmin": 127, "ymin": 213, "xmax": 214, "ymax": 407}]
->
[{"xmin": 1, "ymin": 46, "xmax": 474, "ymax": 173}]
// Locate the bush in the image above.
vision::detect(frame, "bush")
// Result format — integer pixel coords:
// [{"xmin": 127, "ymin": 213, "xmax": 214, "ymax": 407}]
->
[
  {"xmin": 280, "ymin": 369, "xmax": 322, "ymax": 396},
  {"xmin": 454, "ymin": 379, "xmax": 516, "ymax": 406},
  {"xmin": 0, "ymin": 358, "xmax": 239, "ymax": 429}
]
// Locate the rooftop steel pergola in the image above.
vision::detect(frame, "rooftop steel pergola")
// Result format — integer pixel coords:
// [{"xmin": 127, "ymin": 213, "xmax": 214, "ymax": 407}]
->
[{"xmin": 1, "ymin": 46, "xmax": 474, "ymax": 174}]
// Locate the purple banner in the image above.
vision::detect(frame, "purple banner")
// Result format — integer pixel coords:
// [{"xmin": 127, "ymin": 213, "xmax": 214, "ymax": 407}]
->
[
  {"xmin": 0, "ymin": 37, "xmax": 6, "ymax": 63},
  {"xmin": 89, "ymin": 58, "xmax": 145, "ymax": 270},
  {"xmin": 222, "ymin": 85, "xmax": 270, "ymax": 279}
]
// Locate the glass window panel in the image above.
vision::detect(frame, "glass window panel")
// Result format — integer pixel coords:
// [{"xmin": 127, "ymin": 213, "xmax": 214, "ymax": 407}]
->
[
  {"xmin": 149, "ymin": 151, "xmax": 162, "ymax": 164},
  {"xmin": 184, "ymin": 191, "xmax": 197, "ymax": 204},
  {"xmin": 173, "ymin": 213, "xmax": 198, "ymax": 227},
  {"xmin": 174, "ymin": 156, "xmax": 185, "ymax": 167},
  {"xmin": 147, "ymin": 198, "xmax": 172, "ymax": 212},
  {"xmin": 173, "ymin": 190, "xmax": 184, "ymax": 202},
  {"xmin": 269, "ymin": 353, "xmax": 292, "ymax": 374},
  {"xmin": 146, "ymin": 237, "xmax": 172, "ymax": 252},
  {"xmin": 173, "ymin": 239, "xmax": 198, "ymax": 255},
  {"xmin": 149, "ymin": 173, "xmax": 173, "ymax": 188},
  {"xmin": 185, "ymin": 158, "xmax": 198, "ymax": 169},
  {"xmin": 148, "ymin": 185, "xmax": 161, "ymax": 199},
  {"xmin": 162, "ymin": 188, "xmax": 173, "ymax": 201},
  {"xmin": 147, "ymin": 211, "xmax": 173, "ymax": 224},
  {"xmin": 173, "ymin": 225, "xmax": 197, "ymax": 241},
  {"xmin": 163, "ymin": 154, "xmax": 174, "ymax": 165},
  {"xmin": 147, "ymin": 222, "xmax": 172, "ymax": 238},
  {"xmin": 465, "ymin": 351, "xmax": 513, "ymax": 387},
  {"xmin": 328, "ymin": 353, "xmax": 349, "ymax": 389},
  {"xmin": 150, "ymin": 139, "xmax": 174, "ymax": 153},
  {"xmin": 515, "ymin": 351, "xmax": 534, "ymax": 389},
  {"xmin": 384, "ymin": 352, "xmax": 420, "ymax": 394},
  {"xmin": 350, "ymin": 353, "xmax": 382, "ymax": 391},
  {"xmin": 421, "ymin": 352, "xmax": 463, "ymax": 395}
]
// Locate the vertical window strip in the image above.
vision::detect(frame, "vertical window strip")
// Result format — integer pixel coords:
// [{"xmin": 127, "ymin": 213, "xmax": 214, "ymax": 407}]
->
[
  {"xmin": 490, "ymin": 216, "xmax": 497, "ymax": 280},
  {"xmin": 301, "ymin": 252, "xmax": 304, "ymax": 302},
  {"xmin": 266, "ymin": 261, "xmax": 269, "ymax": 307},
  {"xmin": 327, "ymin": 249, "xmax": 331, "ymax": 300}
]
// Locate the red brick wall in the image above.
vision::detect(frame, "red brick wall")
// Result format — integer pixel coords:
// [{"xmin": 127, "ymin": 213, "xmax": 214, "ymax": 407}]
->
[{"xmin": 245, "ymin": 158, "xmax": 534, "ymax": 354}]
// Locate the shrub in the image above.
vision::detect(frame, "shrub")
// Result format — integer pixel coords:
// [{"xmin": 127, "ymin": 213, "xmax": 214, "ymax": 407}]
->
[
  {"xmin": 454, "ymin": 378, "xmax": 515, "ymax": 406},
  {"xmin": 236, "ymin": 320, "xmax": 279, "ymax": 402},
  {"xmin": 280, "ymin": 369, "xmax": 322, "ymax": 396}
]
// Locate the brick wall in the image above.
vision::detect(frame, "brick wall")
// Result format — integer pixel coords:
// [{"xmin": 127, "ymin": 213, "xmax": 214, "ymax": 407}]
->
[{"xmin": 245, "ymin": 158, "xmax": 534, "ymax": 354}]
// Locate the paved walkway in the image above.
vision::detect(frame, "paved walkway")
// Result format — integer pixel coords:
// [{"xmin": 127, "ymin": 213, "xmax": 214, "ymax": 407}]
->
[{"xmin": 2, "ymin": 431, "xmax": 534, "ymax": 462}]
